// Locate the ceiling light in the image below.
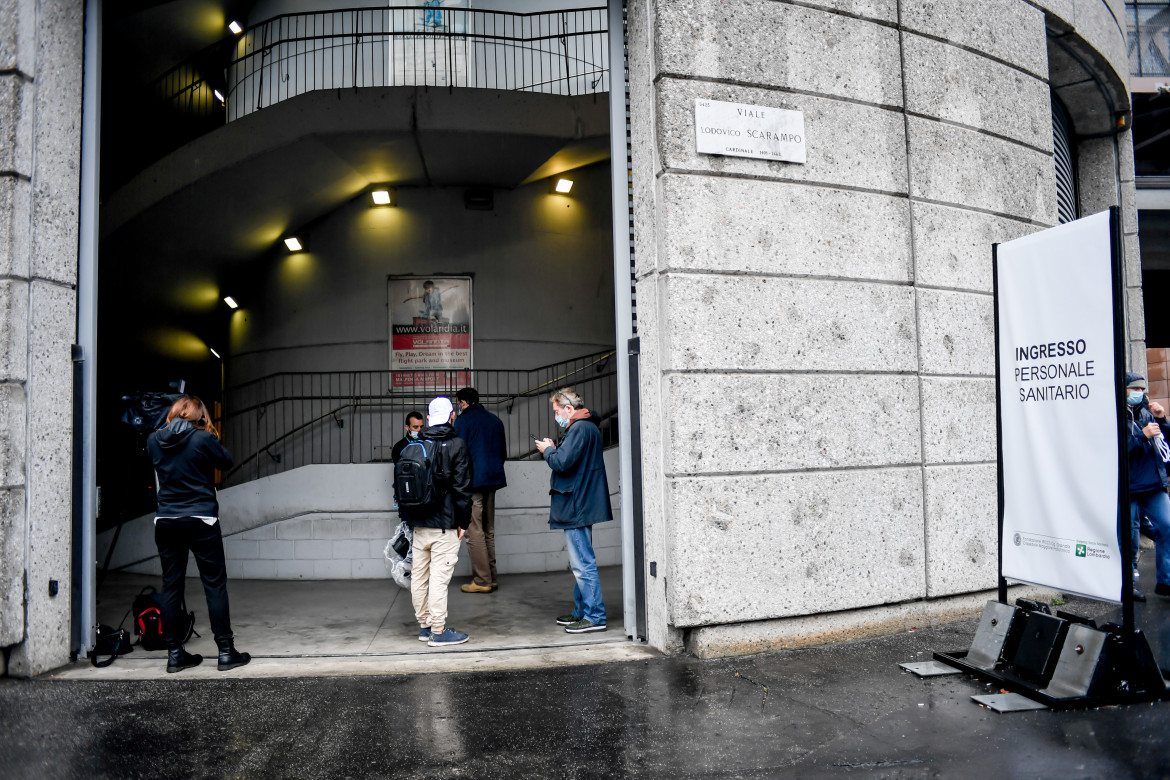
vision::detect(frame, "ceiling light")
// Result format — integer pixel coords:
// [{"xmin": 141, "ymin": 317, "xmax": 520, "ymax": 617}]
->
[
  {"xmin": 214, "ymin": 89, "xmax": 225, "ymax": 104},
  {"xmin": 284, "ymin": 237, "xmax": 303, "ymax": 252},
  {"xmin": 228, "ymin": 20, "xmax": 243, "ymax": 34},
  {"xmin": 224, "ymin": 296, "xmax": 238, "ymax": 309},
  {"xmin": 371, "ymin": 189, "xmax": 394, "ymax": 206},
  {"xmin": 554, "ymin": 178, "xmax": 574, "ymax": 194},
  {"xmin": 210, "ymin": 347, "xmax": 221, "ymax": 359}
]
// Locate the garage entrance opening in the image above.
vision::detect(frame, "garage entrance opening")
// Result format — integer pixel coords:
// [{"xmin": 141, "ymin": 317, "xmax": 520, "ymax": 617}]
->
[{"xmin": 86, "ymin": 2, "xmax": 639, "ymax": 668}]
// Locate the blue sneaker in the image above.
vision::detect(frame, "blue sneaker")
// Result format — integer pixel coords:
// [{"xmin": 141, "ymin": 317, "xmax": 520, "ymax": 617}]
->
[
  {"xmin": 418, "ymin": 627, "xmax": 432, "ymax": 642},
  {"xmin": 428, "ymin": 628, "xmax": 469, "ymax": 647}
]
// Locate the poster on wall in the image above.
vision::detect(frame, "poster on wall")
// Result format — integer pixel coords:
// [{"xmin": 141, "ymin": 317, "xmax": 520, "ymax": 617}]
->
[
  {"xmin": 996, "ymin": 210, "xmax": 1123, "ymax": 602},
  {"xmin": 389, "ymin": 0, "xmax": 468, "ymax": 87},
  {"xmin": 388, "ymin": 276, "xmax": 473, "ymax": 391}
]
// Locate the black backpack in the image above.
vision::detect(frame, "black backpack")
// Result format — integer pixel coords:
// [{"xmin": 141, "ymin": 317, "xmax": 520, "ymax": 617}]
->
[
  {"xmin": 132, "ymin": 586, "xmax": 196, "ymax": 651},
  {"xmin": 394, "ymin": 439, "xmax": 444, "ymax": 509}
]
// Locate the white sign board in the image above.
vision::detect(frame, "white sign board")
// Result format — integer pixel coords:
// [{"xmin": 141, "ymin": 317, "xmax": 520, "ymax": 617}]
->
[
  {"xmin": 694, "ymin": 99, "xmax": 806, "ymax": 163},
  {"xmin": 997, "ymin": 210, "xmax": 1122, "ymax": 602}
]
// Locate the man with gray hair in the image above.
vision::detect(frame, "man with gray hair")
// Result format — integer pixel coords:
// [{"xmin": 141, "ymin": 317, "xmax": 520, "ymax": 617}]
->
[{"xmin": 535, "ymin": 387, "xmax": 611, "ymax": 633}]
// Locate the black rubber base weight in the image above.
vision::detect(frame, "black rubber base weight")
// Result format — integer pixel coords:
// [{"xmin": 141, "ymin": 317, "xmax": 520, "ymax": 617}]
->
[{"xmin": 934, "ymin": 650, "xmax": 1170, "ymax": 710}]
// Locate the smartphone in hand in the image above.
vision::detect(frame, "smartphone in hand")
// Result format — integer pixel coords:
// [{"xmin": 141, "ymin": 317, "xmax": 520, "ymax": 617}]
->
[{"xmin": 530, "ymin": 433, "xmax": 540, "ymax": 442}]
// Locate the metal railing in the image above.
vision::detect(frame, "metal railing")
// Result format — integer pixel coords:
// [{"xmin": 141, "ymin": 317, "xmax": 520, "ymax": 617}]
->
[
  {"xmin": 1128, "ymin": 2, "xmax": 1170, "ymax": 77},
  {"xmin": 152, "ymin": 5, "xmax": 608, "ymax": 138},
  {"xmin": 220, "ymin": 350, "xmax": 618, "ymax": 486}
]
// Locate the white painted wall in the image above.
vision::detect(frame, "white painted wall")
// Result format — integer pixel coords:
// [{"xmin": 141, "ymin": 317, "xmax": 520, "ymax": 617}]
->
[
  {"xmin": 97, "ymin": 450, "xmax": 621, "ymax": 579},
  {"xmin": 228, "ymin": 162, "xmax": 615, "ymax": 383}
]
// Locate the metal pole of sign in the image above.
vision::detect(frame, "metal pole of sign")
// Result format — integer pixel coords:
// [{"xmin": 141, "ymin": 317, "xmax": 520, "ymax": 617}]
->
[
  {"xmin": 992, "ymin": 243, "xmax": 1007, "ymax": 606},
  {"xmin": 1109, "ymin": 205, "xmax": 1136, "ymax": 643}
]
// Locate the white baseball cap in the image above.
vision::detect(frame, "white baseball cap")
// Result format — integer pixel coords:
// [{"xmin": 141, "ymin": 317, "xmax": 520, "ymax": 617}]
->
[{"xmin": 427, "ymin": 396, "xmax": 454, "ymax": 426}]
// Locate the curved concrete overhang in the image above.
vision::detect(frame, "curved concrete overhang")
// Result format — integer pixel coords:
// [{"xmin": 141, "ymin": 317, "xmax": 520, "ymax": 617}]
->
[
  {"xmin": 100, "ymin": 86, "xmax": 611, "ymax": 261},
  {"xmin": 1039, "ymin": 0, "xmax": 1132, "ymax": 136}
]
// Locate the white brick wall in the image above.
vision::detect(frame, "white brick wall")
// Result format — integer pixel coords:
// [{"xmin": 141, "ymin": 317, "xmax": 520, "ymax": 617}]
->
[
  {"xmin": 108, "ymin": 451, "xmax": 625, "ymax": 580},
  {"xmin": 213, "ymin": 507, "xmax": 623, "ymax": 580}
]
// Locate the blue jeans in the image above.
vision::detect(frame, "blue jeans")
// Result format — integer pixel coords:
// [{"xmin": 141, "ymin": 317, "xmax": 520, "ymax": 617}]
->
[
  {"xmin": 1130, "ymin": 490, "xmax": 1170, "ymax": 587},
  {"xmin": 564, "ymin": 527, "xmax": 605, "ymax": 625}
]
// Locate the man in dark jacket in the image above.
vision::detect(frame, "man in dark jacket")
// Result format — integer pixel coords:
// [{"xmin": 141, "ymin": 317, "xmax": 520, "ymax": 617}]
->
[
  {"xmin": 399, "ymin": 396, "xmax": 474, "ymax": 646},
  {"xmin": 1124, "ymin": 372, "xmax": 1170, "ymax": 601},
  {"xmin": 390, "ymin": 410, "xmax": 425, "ymax": 463},
  {"xmin": 454, "ymin": 387, "xmax": 507, "ymax": 593},
  {"xmin": 535, "ymin": 387, "xmax": 612, "ymax": 633}
]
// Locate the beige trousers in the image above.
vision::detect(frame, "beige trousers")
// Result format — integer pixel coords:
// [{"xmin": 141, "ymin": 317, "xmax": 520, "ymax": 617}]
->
[{"xmin": 411, "ymin": 526, "xmax": 461, "ymax": 633}]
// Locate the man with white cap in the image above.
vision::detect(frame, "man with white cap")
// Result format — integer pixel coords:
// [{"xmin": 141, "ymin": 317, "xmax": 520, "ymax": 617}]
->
[{"xmin": 398, "ymin": 396, "xmax": 473, "ymax": 646}]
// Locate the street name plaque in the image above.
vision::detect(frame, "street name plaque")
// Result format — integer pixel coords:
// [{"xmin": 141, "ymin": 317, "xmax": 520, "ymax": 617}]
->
[{"xmin": 694, "ymin": 99, "xmax": 806, "ymax": 163}]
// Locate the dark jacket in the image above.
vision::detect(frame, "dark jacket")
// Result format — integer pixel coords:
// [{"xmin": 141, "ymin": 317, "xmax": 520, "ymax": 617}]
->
[
  {"xmin": 453, "ymin": 403, "xmax": 507, "ymax": 490},
  {"xmin": 400, "ymin": 423, "xmax": 473, "ymax": 531},
  {"xmin": 543, "ymin": 418, "xmax": 612, "ymax": 529},
  {"xmin": 146, "ymin": 419, "xmax": 233, "ymax": 518},
  {"xmin": 390, "ymin": 435, "xmax": 415, "ymax": 463},
  {"xmin": 1126, "ymin": 400, "xmax": 1170, "ymax": 493}
]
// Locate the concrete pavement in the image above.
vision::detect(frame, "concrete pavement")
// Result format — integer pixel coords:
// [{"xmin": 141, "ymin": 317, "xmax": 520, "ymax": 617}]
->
[{"xmin": 0, "ymin": 561, "xmax": 1167, "ymax": 778}]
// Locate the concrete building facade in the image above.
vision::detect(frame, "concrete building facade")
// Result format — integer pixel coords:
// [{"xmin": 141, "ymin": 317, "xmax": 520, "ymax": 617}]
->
[
  {"xmin": 0, "ymin": 0, "xmax": 1145, "ymax": 675},
  {"xmin": 626, "ymin": 0, "xmax": 1141, "ymax": 655}
]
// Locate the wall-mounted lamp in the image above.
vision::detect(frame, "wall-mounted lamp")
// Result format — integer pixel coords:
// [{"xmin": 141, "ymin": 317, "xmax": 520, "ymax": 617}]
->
[
  {"xmin": 214, "ymin": 89, "xmax": 225, "ymax": 104},
  {"xmin": 210, "ymin": 347, "xmax": 222, "ymax": 359},
  {"xmin": 224, "ymin": 296, "xmax": 238, "ymax": 309},
  {"xmin": 284, "ymin": 237, "xmax": 304, "ymax": 252},
  {"xmin": 552, "ymin": 178, "xmax": 574, "ymax": 194},
  {"xmin": 370, "ymin": 188, "xmax": 396, "ymax": 207},
  {"xmin": 228, "ymin": 20, "xmax": 243, "ymax": 34}
]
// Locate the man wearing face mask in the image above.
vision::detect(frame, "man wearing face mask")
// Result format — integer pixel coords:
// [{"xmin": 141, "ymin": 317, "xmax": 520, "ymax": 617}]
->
[
  {"xmin": 534, "ymin": 388, "xmax": 611, "ymax": 633},
  {"xmin": 1124, "ymin": 373, "xmax": 1170, "ymax": 601},
  {"xmin": 453, "ymin": 387, "xmax": 507, "ymax": 594},
  {"xmin": 391, "ymin": 410, "xmax": 426, "ymax": 463}
]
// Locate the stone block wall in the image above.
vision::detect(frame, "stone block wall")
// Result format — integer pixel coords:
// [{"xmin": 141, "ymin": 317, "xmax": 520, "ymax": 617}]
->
[
  {"xmin": 627, "ymin": 0, "xmax": 1135, "ymax": 652},
  {"xmin": 0, "ymin": 0, "xmax": 83, "ymax": 677}
]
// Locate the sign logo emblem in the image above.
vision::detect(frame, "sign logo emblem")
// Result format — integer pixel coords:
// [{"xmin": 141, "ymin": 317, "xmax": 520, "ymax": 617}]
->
[
  {"xmin": 1075, "ymin": 544, "xmax": 1087, "ymax": 557},
  {"xmin": 1013, "ymin": 533, "xmax": 1021, "ymax": 546}
]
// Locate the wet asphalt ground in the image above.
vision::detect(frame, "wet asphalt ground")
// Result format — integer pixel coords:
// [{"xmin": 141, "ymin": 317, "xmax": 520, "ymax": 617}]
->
[{"xmin": 1, "ymin": 584, "xmax": 1167, "ymax": 778}]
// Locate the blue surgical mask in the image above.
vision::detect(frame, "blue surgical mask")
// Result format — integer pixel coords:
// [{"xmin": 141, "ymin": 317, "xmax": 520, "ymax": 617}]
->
[
  {"xmin": 1127, "ymin": 391, "xmax": 1145, "ymax": 406},
  {"xmin": 555, "ymin": 414, "xmax": 570, "ymax": 428},
  {"xmin": 408, "ymin": 430, "xmax": 420, "ymax": 439}
]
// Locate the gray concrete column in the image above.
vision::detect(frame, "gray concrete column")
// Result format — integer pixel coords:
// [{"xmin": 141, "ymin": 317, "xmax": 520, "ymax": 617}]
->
[
  {"xmin": 628, "ymin": 0, "xmax": 1071, "ymax": 654},
  {"xmin": 0, "ymin": 0, "xmax": 84, "ymax": 677}
]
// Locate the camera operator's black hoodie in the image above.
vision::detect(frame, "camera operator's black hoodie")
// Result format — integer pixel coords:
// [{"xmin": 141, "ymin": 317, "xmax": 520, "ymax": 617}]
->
[{"xmin": 147, "ymin": 418, "xmax": 233, "ymax": 518}]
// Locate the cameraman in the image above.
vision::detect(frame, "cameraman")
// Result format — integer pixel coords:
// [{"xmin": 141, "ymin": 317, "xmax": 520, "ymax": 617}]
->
[{"xmin": 148, "ymin": 396, "xmax": 250, "ymax": 672}]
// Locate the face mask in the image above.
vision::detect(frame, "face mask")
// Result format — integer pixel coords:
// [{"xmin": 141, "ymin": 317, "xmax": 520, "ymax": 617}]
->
[
  {"xmin": 555, "ymin": 413, "xmax": 570, "ymax": 428},
  {"xmin": 408, "ymin": 430, "xmax": 420, "ymax": 439},
  {"xmin": 1128, "ymin": 391, "xmax": 1145, "ymax": 406}
]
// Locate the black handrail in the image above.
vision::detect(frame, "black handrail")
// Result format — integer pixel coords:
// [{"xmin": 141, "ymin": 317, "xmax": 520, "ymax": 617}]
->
[
  {"xmin": 150, "ymin": 5, "xmax": 608, "ymax": 121},
  {"xmin": 220, "ymin": 350, "xmax": 618, "ymax": 486},
  {"xmin": 226, "ymin": 348, "xmax": 614, "ymax": 394}
]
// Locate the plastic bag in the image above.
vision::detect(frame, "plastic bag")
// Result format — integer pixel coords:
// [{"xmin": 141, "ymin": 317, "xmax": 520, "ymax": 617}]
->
[{"xmin": 383, "ymin": 521, "xmax": 414, "ymax": 590}]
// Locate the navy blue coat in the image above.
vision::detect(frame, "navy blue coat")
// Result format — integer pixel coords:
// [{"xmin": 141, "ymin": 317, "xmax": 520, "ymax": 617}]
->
[
  {"xmin": 543, "ymin": 418, "xmax": 612, "ymax": 529},
  {"xmin": 453, "ymin": 403, "xmax": 507, "ymax": 491},
  {"xmin": 1126, "ymin": 401, "xmax": 1170, "ymax": 493}
]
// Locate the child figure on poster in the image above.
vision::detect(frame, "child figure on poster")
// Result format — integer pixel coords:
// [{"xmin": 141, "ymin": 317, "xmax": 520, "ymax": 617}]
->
[{"xmin": 402, "ymin": 280, "xmax": 457, "ymax": 322}]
